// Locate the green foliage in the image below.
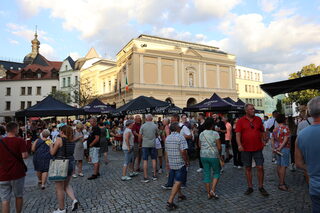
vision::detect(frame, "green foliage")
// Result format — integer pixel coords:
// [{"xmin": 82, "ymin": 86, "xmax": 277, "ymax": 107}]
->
[
  {"xmin": 49, "ymin": 90, "xmax": 72, "ymax": 104},
  {"xmin": 284, "ymin": 64, "xmax": 320, "ymax": 105},
  {"xmin": 276, "ymin": 99, "xmax": 283, "ymax": 114}
]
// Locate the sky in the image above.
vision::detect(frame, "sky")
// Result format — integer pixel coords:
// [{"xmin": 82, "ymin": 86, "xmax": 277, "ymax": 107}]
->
[{"xmin": 1, "ymin": 0, "xmax": 320, "ymax": 83}]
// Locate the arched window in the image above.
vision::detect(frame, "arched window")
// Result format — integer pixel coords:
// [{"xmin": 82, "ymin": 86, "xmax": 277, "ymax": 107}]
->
[
  {"xmin": 165, "ymin": 97, "xmax": 173, "ymax": 104},
  {"xmin": 186, "ymin": 98, "xmax": 197, "ymax": 107}
]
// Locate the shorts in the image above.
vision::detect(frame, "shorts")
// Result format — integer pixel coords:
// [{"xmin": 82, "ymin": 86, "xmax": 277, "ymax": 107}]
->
[
  {"xmin": 157, "ymin": 148, "xmax": 163, "ymax": 157},
  {"xmin": 225, "ymin": 140, "xmax": 231, "ymax": 149},
  {"xmin": 142, "ymin": 147, "xmax": 157, "ymax": 160},
  {"xmin": 0, "ymin": 177, "xmax": 25, "ymax": 201},
  {"xmin": 170, "ymin": 166, "xmax": 187, "ymax": 183},
  {"xmin": 310, "ymin": 194, "xmax": 320, "ymax": 213},
  {"xmin": 276, "ymin": 148, "xmax": 290, "ymax": 167},
  {"xmin": 133, "ymin": 143, "xmax": 141, "ymax": 158},
  {"xmin": 100, "ymin": 139, "xmax": 109, "ymax": 153},
  {"xmin": 123, "ymin": 150, "xmax": 134, "ymax": 166},
  {"xmin": 242, "ymin": 150, "xmax": 264, "ymax": 167},
  {"xmin": 89, "ymin": 147, "xmax": 100, "ymax": 164}
]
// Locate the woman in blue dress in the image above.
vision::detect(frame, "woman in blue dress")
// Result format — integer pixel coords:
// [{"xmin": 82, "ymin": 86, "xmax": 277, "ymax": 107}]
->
[{"xmin": 32, "ymin": 129, "xmax": 52, "ymax": 190}]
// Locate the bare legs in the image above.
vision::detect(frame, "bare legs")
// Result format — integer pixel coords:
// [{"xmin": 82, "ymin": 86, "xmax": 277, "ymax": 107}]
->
[
  {"xmin": 168, "ymin": 181, "xmax": 183, "ymax": 203},
  {"xmin": 76, "ymin": 160, "xmax": 83, "ymax": 174},
  {"xmin": 93, "ymin": 163, "xmax": 100, "ymax": 176},
  {"xmin": 37, "ymin": 171, "xmax": 48, "ymax": 187},
  {"xmin": 55, "ymin": 176, "xmax": 77, "ymax": 210},
  {"xmin": 245, "ymin": 166, "xmax": 264, "ymax": 188},
  {"xmin": 143, "ymin": 159, "xmax": 157, "ymax": 178}
]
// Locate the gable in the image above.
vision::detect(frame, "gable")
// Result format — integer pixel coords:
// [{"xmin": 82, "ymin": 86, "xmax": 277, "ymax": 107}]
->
[
  {"xmin": 59, "ymin": 60, "xmax": 72, "ymax": 72},
  {"xmin": 183, "ymin": 48, "xmax": 203, "ymax": 58}
]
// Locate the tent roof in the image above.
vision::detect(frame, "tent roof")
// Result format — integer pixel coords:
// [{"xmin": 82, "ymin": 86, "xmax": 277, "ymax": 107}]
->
[
  {"xmin": 83, "ymin": 98, "xmax": 115, "ymax": 114},
  {"xmin": 15, "ymin": 95, "xmax": 83, "ymax": 117},
  {"xmin": 260, "ymin": 74, "xmax": 320, "ymax": 97},
  {"xmin": 184, "ymin": 93, "xmax": 241, "ymax": 112},
  {"xmin": 152, "ymin": 104, "xmax": 182, "ymax": 114},
  {"xmin": 112, "ymin": 96, "xmax": 169, "ymax": 116}
]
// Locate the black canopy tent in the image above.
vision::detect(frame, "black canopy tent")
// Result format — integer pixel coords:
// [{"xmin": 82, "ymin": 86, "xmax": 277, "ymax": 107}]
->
[
  {"xmin": 260, "ymin": 74, "xmax": 320, "ymax": 97},
  {"xmin": 111, "ymin": 96, "xmax": 170, "ymax": 116},
  {"xmin": 15, "ymin": 95, "xmax": 84, "ymax": 117},
  {"xmin": 184, "ymin": 93, "xmax": 242, "ymax": 112},
  {"xmin": 82, "ymin": 98, "xmax": 115, "ymax": 114},
  {"xmin": 152, "ymin": 104, "xmax": 183, "ymax": 115}
]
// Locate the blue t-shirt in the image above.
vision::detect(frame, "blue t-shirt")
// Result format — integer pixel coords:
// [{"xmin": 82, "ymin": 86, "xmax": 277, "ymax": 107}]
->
[{"xmin": 298, "ymin": 124, "xmax": 320, "ymax": 195}]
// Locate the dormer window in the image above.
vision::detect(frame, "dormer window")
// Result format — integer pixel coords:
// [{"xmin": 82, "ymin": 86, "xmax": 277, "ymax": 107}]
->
[{"xmin": 37, "ymin": 73, "xmax": 41, "ymax": 78}]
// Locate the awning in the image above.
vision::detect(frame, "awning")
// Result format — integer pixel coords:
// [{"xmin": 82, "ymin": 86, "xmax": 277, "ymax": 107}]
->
[
  {"xmin": 260, "ymin": 74, "xmax": 320, "ymax": 97},
  {"xmin": 82, "ymin": 98, "xmax": 115, "ymax": 114}
]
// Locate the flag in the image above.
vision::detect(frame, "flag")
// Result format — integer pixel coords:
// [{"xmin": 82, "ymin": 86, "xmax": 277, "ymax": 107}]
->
[
  {"xmin": 125, "ymin": 76, "xmax": 129, "ymax": 92},
  {"xmin": 119, "ymin": 81, "xmax": 121, "ymax": 95}
]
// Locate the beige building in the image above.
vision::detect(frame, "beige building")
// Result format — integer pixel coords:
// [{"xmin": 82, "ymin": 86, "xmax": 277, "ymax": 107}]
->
[
  {"xmin": 235, "ymin": 65, "xmax": 265, "ymax": 111},
  {"xmin": 96, "ymin": 34, "xmax": 238, "ymax": 108}
]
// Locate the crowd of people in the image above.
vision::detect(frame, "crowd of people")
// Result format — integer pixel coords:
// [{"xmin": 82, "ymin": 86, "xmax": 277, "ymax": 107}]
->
[{"xmin": 0, "ymin": 96, "xmax": 319, "ymax": 212}]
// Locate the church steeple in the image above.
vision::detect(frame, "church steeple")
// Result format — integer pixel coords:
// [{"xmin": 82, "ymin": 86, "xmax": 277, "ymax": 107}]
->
[
  {"xmin": 31, "ymin": 26, "xmax": 40, "ymax": 54},
  {"xmin": 23, "ymin": 26, "xmax": 41, "ymax": 64}
]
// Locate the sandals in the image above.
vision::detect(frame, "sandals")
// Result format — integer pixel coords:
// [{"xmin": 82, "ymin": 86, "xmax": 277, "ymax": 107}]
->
[
  {"xmin": 210, "ymin": 190, "xmax": 219, "ymax": 199},
  {"xmin": 178, "ymin": 195, "xmax": 187, "ymax": 202},
  {"xmin": 278, "ymin": 184, "xmax": 289, "ymax": 191},
  {"xmin": 166, "ymin": 202, "xmax": 178, "ymax": 211}
]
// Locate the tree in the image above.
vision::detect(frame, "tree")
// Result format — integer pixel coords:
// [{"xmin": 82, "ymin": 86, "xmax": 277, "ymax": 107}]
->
[
  {"xmin": 276, "ymin": 99, "xmax": 283, "ymax": 114},
  {"xmin": 49, "ymin": 90, "xmax": 72, "ymax": 104},
  {"xmin": 77, "ymin": 78, "xmax": 97, "ymax": 107},
  {"xmin": 284, "ymin": 64, "xmax": 320, "ymax": 105}
]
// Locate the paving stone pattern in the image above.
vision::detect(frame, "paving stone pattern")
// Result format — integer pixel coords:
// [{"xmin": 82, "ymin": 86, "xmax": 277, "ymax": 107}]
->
[{"xmin": 19, "ymin": 144, "xmax": 312, "ymax": 213}]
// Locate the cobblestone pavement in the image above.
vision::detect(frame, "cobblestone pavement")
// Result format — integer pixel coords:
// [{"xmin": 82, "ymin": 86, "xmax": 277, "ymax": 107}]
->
[{"xmin": 18, "ymin": 144, "xmax": 312, "ymax": 213}]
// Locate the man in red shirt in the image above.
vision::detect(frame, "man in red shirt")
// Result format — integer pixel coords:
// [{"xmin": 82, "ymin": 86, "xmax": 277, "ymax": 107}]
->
[
  {"xmin": 236, "ymin": 104, "xmax": 269, "ymax": 196},
  {"xmin": 0, "ymin": 122, "xmax": 28, "ymax": 213},
  {"xmin": 132, "ymin": 115, "xmax": 142, "ymax": 172}
]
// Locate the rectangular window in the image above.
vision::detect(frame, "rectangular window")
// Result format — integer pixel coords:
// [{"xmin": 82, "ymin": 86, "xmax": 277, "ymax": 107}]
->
[
  {"xmin": 20, "ymin": 101, "xmax": 25, "ymax": 110},
  {"xmin": 103, "ymin": 82, "xmax": 106, "ymax": 93},
  {"xmin": 245, "ymin": 85, "xmax": 248, "ymax": 92},
  {"xmin": 36, "ymin": 101, "xmax": 41, "ymax": 104},
  {"xmin": 63, "ymin": 78, "xmax": 66, "ymax": 87},
  {"xmin": 252, "ymin": 86, "xmax": 255, "ymax": 93},
  {"xmin": 245, "ymin": 98, "xmax": 248, "ymax": 103},
  {"xmin": 27, "ymin": 101, "xmax": 32, "ymax": 108},
  {"xmin": 36, "ymin": 87, "xmax": 41, "ymax": 95},
  {"xmin": 253, "ymin": 99, "xmax": 255, "ymax": 105},
  {"xmin": 5, "ymin": 101, "xmax": 10, "ymax": 111},
  {"xmin": 6, "ymin": 87, "xmax": 11, "ymax": 96},
  {"xmin": 75, "ymin": 76, "xmax": 78, "ymax": 85},
  {"xmin": 52, "ymin": 86, "xmax": 57, "ymax": 93},
  {"xmin": 67, "ymin": 77, "xmax": 71, "ymax": 86},
  {"xmin": 248, "ymin": 85, "xmax": 251, "ymax": 93},
  {"xmin": 27, "ymin": 87, "xmax": 32, "ymax": 95},
  {"xmin": 236, "ymin": 83, "xmax": 239, "ymax": 91},
  {"xmin": 21, "ymin": 87, "xmax": 26, "ymax": 95}
]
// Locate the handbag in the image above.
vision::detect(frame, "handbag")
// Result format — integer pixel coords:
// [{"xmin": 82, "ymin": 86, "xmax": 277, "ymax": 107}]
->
[
  {"xmin": 48, "ymin": 138, "xmax": 69, "ymax": 181},
  {"xmin": 202, "ymin": 133, "xmax": 225, "ymax": 167},
  {"xmin": 0, "ymin": 138, "xmax": 28, "ymax": 172}
]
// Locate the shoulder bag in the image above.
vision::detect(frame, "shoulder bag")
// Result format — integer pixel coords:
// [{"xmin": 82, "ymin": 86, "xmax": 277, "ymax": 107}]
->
[
  {"xmin": 0, "ymin": 138, "xmax": 28, "ymax": 172},
  {"xmin": 48, "ymin": 139, "xmax": 69, "ymax": 181},
  {"xmin": 202, "ymin": 132, "xmax": 225, "ymax": 167}
]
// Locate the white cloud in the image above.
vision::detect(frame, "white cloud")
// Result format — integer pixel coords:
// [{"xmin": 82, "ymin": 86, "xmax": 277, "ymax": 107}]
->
[
  {"xmin": 41, "ymin": 43, "xmax": 56, "ymax": 59},
  {"xmin": 17, "ymin": 0, "xmax": 241, "ymax": 55},
  {"xmin": 8, "ymin": 39, "xmax": 19, "ymax": 45},
  {"xmin": 6, "ymin": 23, "xmax": 53, "ymax": 42},
  {"xmin": 259, "ymin": 0, "xmax": 280, "ymax": 13},
  {"xmin": 69, "ymin": 52, "xmax": 81, "ymax": 61}
]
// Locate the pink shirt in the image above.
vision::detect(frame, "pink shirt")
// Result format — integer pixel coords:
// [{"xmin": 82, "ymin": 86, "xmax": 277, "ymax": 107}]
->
[{"xmin": 225, "ymin": 122, "xmax": 232, "ymax": 141}]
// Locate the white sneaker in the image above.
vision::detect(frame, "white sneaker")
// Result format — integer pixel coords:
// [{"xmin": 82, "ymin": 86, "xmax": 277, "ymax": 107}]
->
[
  {"xmin": 237, "ymin": 166, "xmax": 242, "ymax": 169},
  {"xmin": 121, "ymin": 176, "xmax": 132, "ymax": 181},
  {"xmin": 71, "ymin": 200, "xmax": 79, "ymax": 211},
  {"xmin": 290, "ymin": 163, "xmax": 296, "ymax": 171},
  {"xmin": 78, "ymin": 173, "xmax": 84, "ymax": 177},
  {"xmin": 53, "ymin": 209, "xmax": 66, "ymax": 213},
  {"xmin": 158, "ymin": 169, "xmax": 163, "ymax": 174},
  {"xmin": 72, "ymin": 174, "xmax": 77, "ymax": 178},
  {"xmin": 197, "ymin": 168, "xmax": 203, "ymax": 173}
]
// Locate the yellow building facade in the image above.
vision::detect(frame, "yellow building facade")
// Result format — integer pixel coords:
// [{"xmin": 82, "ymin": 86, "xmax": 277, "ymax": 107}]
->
[
  {"xmin": 95, "ymin": 35, "xmax": 238, "ymax": 108},
  {"xmin": 235, "ymin": 65, "xmax": 265, "ymax": 111}
]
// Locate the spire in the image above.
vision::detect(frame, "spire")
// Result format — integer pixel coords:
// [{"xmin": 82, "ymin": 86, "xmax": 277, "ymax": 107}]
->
[{"xmin": 31, "ymin": 25, "xmax": 40, "ymax": 54}]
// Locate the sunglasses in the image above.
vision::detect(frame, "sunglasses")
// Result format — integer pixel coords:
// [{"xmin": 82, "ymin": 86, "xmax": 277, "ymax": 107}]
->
[{"xmin": 250, "ymin": 122, "xmax": 254, "ymax": 129}]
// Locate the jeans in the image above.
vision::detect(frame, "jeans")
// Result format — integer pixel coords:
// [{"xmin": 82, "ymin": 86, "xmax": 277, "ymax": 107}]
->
[
  {"xmin": 166, "ymin": 167, "xmax": 187, "ymax": 187},
  {"xmin": 310, "ymin": 194, "xmax": 320, "ymax": 213}
]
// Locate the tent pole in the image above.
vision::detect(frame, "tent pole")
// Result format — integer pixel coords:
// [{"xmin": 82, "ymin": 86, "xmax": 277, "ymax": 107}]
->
[{"xmin": 24, "ymin": 116, "xmax": 27, "ymax": 140}]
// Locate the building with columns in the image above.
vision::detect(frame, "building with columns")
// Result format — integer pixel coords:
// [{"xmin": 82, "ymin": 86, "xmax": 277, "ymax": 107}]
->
[
  {"xmin": 98, "ymin": 34, "xmax": 238, "ymax": 108},
  {"xmin": 235, "ymin": 65, "xmax": 265, "ymax": 111}
]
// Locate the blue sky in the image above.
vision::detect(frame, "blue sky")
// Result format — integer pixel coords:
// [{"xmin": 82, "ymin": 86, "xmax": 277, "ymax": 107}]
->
[{"xmin": 1, "ymin": 0, "xmax": 320, "ymax": 82}]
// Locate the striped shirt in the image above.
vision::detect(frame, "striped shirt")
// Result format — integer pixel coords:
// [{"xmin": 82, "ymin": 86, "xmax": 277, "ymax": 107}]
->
[{"xmin": 165, "ymin": 132, "xmax": 188, "ymax": 170}]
